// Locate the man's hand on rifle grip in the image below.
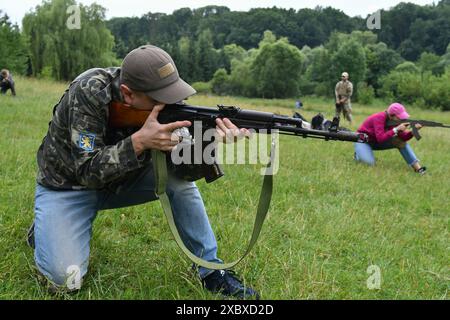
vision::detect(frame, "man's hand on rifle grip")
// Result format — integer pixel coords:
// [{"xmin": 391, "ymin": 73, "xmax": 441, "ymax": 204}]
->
[{"xmin": 131, "ymin": 104, "xmax": 192, "ymax": 155}]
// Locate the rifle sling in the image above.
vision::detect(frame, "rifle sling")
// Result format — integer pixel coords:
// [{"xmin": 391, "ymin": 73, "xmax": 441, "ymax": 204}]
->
[{"xmin": 151, "ymin": 142, "xmax": 275, "ymax": 270}]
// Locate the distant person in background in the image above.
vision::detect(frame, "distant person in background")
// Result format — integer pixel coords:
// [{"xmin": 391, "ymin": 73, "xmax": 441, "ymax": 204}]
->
[
  {"xmin": 0, "ymin": 69, "xmax": 16, "ymax": 96},
  {"xmin": 335, "ymin": 72, "xmax": 353, "ymax": 124},
  {"xmin": 354, "ymin": 103, "xmax": 427, "ymax": 175},
  {"xmin": 295, "ymin": 100, "xmax": 303, "ymax": 109}
]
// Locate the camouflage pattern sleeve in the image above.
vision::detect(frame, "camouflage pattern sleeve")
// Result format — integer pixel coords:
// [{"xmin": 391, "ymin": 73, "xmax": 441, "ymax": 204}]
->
[
  {"xmin": 69, "ymin": 78, "xmax": 146, "ymax": 189},
  {"xmin": 335, "ymin": 82, "xmax": 340, "ymax": 101},
  {"xmin": 347, "ymin": 81, "xmax": 353, "ymax": 98}
]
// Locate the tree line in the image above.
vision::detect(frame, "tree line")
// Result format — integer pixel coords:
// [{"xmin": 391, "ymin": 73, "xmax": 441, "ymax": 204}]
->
[{"xmin": 1, "ymin": 0, "xmax": 450, "ymax": 110}]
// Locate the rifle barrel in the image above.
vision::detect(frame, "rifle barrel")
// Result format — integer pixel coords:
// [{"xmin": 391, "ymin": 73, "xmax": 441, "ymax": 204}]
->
[{"xmin": 387, "ymin": 119, "xmax": 450, "ymax": 127}]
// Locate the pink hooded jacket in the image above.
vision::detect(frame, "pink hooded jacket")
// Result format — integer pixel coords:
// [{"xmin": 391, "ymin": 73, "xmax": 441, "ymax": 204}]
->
[{"xmin": 357, "ymin": 112, "xmax": 413, "ymax": 144}]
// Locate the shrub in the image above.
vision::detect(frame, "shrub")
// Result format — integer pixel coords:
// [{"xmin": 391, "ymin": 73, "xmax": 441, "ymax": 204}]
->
[
  {"xmin": 396, "ymin": 72, "xmax": 423, "ymax": 104},
  {"xmin": 379, "ymin": 69, "xmax": 450, "ymax": 111},
  {"xmin": 422, "ymin": 69, "xmax": 450, "ymax": 111},
  {"xmin": 314, "ymin": 83, "xmax": 331, "ymax": 97},
  {"xmin": 211, "ymin": 68, "xmax": 231, "ymax": 96},
  {"xmin": 298, "ymin": 77, "xmax": 317, "ymax": 96},
  {"xmin": 379, "ymin": 71, "xmax": 421, "ymax": 105},
  {"xmin": 357, "ymin": 82, "xmax": 375, "ymax": 105},
  {"xmin": 394, "ymin": 61, "xmax": 420, "ymax": 74},
  {"xmin": 191, "ymin": 81, "xmax": 212, "ymax": 94},
  {"xmin": 38, "ymin": 66, "xmax": 54, "ymax": 80}
]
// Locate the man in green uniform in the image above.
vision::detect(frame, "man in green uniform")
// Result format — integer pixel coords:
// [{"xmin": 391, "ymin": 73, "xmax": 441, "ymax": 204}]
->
[
  {"xmin": 335, "ymin": 72, "xmax": 353, "ymax": 124},
  {"xmin": 29, "ymin": 45, "xmax": 258, "ymax": 299}
]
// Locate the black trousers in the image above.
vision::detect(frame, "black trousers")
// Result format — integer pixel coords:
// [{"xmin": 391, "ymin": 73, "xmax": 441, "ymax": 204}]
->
[{"xmin": 1, "ymin": 80, "xmax": 16, "ymax": 96}]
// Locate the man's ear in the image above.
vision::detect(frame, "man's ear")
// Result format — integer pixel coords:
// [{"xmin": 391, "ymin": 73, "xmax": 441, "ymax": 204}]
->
[{"xmin": 120, "ymin": 84, "xmax": 133, "ymax": 105}]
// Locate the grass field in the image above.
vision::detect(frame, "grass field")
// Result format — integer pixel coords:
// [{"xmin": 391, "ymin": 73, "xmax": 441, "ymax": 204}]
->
[{"xmin": 0, "ymin": 76, "xmax": 449, "ymax": 299}]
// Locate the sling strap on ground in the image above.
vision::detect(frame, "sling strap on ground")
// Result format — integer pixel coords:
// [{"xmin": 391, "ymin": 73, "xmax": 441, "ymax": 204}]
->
[{"xmin": 151, "ymin": 140, "xmax": 276, "ymax": 270}]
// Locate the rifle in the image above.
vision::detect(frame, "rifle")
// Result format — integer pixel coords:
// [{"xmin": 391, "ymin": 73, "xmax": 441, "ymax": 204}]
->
[
  {"xmin": 386, "ymin": 119, "xmax": 450, "ymax": 140},
  {"xmin": 110, "ymin": 102, "xmax": 368, "ymax": 144},
  {"xmin": 109, "ymin": 101, "xmax": 369, "ymax": 270},
  {"xmin": 110, "ymin": 102, "xmax": 368, "ymax": 183}
]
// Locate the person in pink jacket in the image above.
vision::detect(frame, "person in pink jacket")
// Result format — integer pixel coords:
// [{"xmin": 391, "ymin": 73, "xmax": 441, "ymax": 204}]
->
[{"xmin": 354, "ymin": 103, "xmax": 427, "ymax": 174}]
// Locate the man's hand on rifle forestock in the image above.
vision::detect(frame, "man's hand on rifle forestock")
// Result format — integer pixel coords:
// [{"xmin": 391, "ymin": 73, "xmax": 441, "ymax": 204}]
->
[{"xmin": 215, "ymin": 118, "xmax": 252, "ymax": 144}]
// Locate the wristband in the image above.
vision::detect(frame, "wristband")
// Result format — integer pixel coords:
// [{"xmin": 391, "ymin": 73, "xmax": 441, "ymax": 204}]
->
[{"xmin": 393, "ymin": 128, "xmax": 398, "ymax": 136}]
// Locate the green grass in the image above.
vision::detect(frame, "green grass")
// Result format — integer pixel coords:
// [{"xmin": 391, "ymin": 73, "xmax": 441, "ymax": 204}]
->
[{"xmin": 0, "ymin": 76, "xmax": 449, "ymax": 299}]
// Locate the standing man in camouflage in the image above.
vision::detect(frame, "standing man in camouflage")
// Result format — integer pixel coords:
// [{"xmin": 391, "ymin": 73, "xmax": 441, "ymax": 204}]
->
[
  {"xmin": 0, "ymin": 69, "xmax": 16, "ymax": 96},
  {"xmin": 335, "ymin": 72, "xmax": 353, "ymax": 124},
  {"xmin": 29, "ymin": 45, "xmax": 258, "ymax": 299}
]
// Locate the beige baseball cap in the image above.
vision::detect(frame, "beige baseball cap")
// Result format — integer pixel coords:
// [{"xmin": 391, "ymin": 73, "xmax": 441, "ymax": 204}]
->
[
  {"xmin": 341, "ymin": 72, "xmax": 349, "ymax": 78},
  {"xmin": 120, "ymin": 45, "xmax": 196, "ymax": 104}
]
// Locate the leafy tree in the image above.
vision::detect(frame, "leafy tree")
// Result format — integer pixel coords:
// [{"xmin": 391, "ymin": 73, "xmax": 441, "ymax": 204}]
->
[
  {"xmin": 228, "ymin": 51, "xmax": 259, "ymax": 97},
  {"xmin": 306, "ymin": 46, "xmax": 332, "ymax": 83},
  {"xmin": 379, "ymin": 68, "xmax": 450, "ymax": 111},
  {"xmin": 350, "ymin": 31, "xmax": 378, "ymax": 47},
  {"xmin": 422, "ymin": 69, "xmax": 450, "ymax": 110},
  {"xmin": 395, "ymin": 61, "xmax": 420, "ymax": 74},
  {"xmin": 175, "ymin": 37, "xmax": 193, "ymax": 82},
  {"xmin": 365, "ymin": 42, "xmax": 404, "ymax": 92},
  {"xmin": 219, "ymin": 44, "xmax": 247, "ymax": 72},
  {"xmin": 23, "ymin": 0, "xmax": 117, "ymax": 80},
  {"xmin": 377, "ymin": 3, "xmax": 430, "ymax": 51},
  {"xmin": 107, "ymin": 16, "xmax": 149, "ymax": 58},
  {"xmin": 191, "ymin": 81, "xmax": 212, "ymax": 94},
  {"xmin": 195, "ymin": 29, "xmax": 220, "ymax": 82},
  {"xmin": 357, "ymin": 82, "xmax": 375, "ymax": 105},
  {"xmin": 417, "ymin": 52, "xmax": 444, "ymax": 75},
  {"xmin": 107, "ymin": 2, "xmax": 450, "ymax": 64},
  {"xmin": 0, "ymin": 11, "xmax": 28, "ymax": 74},
  {"xmin": 108, "ymin": 5, "xmax": 365, "ymax": 57},
  {"xmin": 251, "ymin": 34, "xmax": 304, "ymax": 98},
  {"xmin": 211, "ymin": 68, "xmax": 230, "ymax": 95},
  {"xmin": 438, "ymin": 43, "xmax": 450, "ymax": 69},
  {"xmin": 330, "ymin": 38, "xmax": 367, "ymax": 98},
  {"xmin": 379, "ymin": 71, "xmax": 422, "ymax": 104},
  {"xmin": 327, "ymin": 31, "xmax": 377, "ymax": 52},
  {"xmin": 299, "ymin": 46, "xmax": 333, "ymax": 95}
]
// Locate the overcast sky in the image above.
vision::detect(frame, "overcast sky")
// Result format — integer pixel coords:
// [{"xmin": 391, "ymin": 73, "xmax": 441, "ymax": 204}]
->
[{"xmin": 2, "ymin": 0, "xmax": 438, "ymax": 25}]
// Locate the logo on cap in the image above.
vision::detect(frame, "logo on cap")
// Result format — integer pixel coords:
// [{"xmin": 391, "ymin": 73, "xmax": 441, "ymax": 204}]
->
[{"xmin": 158, "ymin": 63, "xmax": 175, "ymax": 79}]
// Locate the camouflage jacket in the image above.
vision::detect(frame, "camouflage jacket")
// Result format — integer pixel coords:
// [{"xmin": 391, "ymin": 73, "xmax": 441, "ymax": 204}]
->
[
  {"xmin": 36, "ymin": 67, "xmax": 152, "ymax": 193},
  {"xmin": 335, "ymin": 80, "xmax": 353, "ymax": 101}
]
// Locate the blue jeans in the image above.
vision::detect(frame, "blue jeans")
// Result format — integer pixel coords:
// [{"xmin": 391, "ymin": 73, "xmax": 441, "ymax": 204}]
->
[
  {"xmin": 354, "ymin": 139, "xmax": 419, "ymax": 166},
  {"xmin": 33, "ymin": 167, "xmax": 222, "ymax": 287}
]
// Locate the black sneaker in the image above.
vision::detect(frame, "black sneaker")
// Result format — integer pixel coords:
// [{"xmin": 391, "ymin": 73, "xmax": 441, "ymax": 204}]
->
[
  {"xmin": 416, "ymin": 166, "xmax": 427, "ymax": 175},
  {"xmin": 27, "ymin": 222, "xmax": 35, "ymax": 249},
  {"xmin": 202, "ymin": 270, "xmax": 260, "ymax": 300}
]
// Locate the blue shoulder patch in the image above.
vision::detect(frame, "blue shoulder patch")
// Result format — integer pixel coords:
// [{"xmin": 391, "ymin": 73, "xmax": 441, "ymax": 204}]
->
[{"xmin": 79, "ymin": 133, "xmax": 96, "ymax": 152}]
